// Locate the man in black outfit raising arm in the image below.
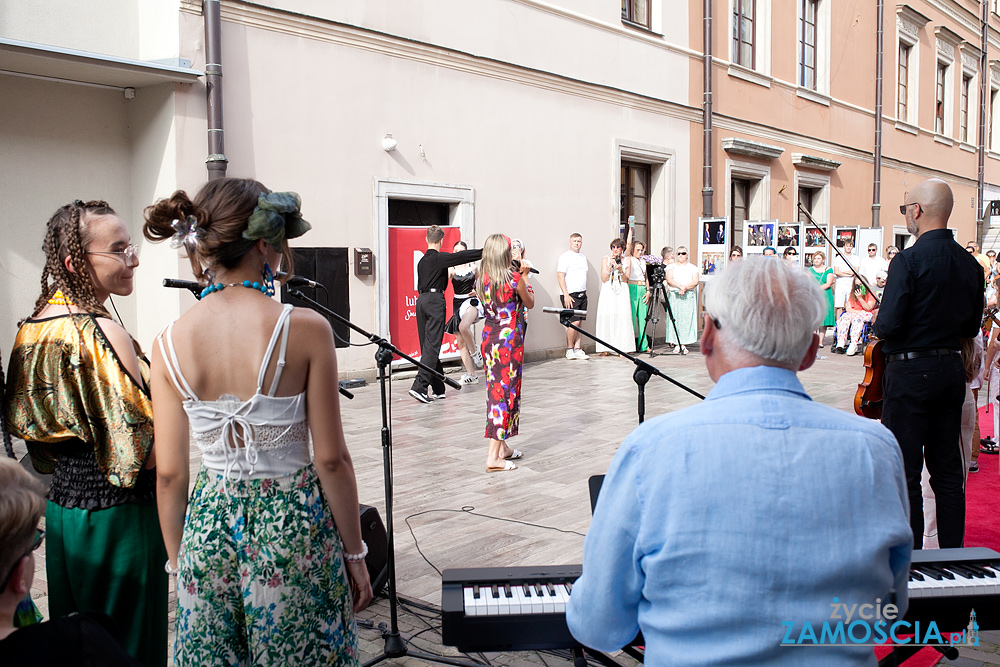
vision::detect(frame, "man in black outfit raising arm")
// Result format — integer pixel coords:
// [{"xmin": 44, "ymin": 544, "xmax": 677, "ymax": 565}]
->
[
  {"xmin": 873, "ymin": 178, "xmax": 984, "ymax": 548},
  {"xmin": 409, "ymin": 225, "xmax": 483, "ymax": 404}
]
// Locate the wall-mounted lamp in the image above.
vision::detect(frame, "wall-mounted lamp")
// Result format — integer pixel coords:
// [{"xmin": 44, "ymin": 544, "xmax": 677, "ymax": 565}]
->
[{"xmin": 382, "ymin": 133, "xmax": 397, "ymax": 152}]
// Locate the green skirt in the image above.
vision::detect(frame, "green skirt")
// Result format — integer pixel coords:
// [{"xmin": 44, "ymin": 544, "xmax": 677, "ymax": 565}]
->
[
  {"xmin": 628, "ymin": 284, "xmax": 649, "ymax": 351},
  {"xmin": 46, "ymin": 499, "xmax": 168, "ymax": 667}
]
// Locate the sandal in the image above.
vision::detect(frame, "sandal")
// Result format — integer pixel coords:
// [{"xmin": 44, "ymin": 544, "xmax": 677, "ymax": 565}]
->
[
  {"xmin": 486, "ymin": 460, "xmax": 518, "ymax": 473},
  {"xmin": 504, "ymin": 448, "xmax": 523, "ymax": 460}
]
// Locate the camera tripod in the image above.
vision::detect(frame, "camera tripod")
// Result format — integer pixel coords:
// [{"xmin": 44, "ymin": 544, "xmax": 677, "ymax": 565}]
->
[{"xmin": 641, "ymin": 281, "xmax": 683, "ymax": 358}]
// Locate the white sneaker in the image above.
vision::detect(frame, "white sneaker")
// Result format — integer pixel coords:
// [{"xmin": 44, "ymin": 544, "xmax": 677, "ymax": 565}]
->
[
  {"xmin": 845, "ymin": 342, "xmax": 859, "ymax": 356},
  {"xmin": 472, "ymin": 350, "xmax": 484, "ymax": 368},
  {"xmin": 574, "ymin": 348, "xmax": 589, "ymax": 360},
  {"xmin": 460, "ymin": 374, "xmax": 479, "ymax": 385},
  {"xmin": 566, "ymin": 349, "xmax": 577, "ymax": 360},
  {"xmin": 408, "ymin": 389, "xmax": 433, "ymax": 404},
  {"xmin": 430, "ymin": 390, "xmax": 446, "ymax": 400}
]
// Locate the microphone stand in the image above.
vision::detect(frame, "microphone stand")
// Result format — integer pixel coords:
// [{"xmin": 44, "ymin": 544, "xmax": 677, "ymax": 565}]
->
[
  {"xmin": 285, "ymin": 289, "xmax": 475, "ymax": 667},
  {"xmin": 545, "ymin": 309, "xmax": 704, "ymax": 424}
]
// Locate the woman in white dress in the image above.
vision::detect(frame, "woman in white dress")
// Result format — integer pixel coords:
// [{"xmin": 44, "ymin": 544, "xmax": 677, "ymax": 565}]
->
[
  {"xmin": 595, "ymin": 238, "xmax": 635, "ymax": 354},
  {"xmin": 664, "ymin": 245, "xmax": 700, "ymax": 354}
]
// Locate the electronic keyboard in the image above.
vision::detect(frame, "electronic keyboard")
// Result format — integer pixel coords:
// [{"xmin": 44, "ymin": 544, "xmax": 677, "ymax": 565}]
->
[{"xmin": 441, "ymin": 548, "xmax": 1000, "ymax": 653}]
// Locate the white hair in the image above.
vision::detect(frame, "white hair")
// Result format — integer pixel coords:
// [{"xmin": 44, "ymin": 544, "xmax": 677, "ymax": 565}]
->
[{"xmin": 704, "ymin": 256, "xmax": 825, "ymax": 365}]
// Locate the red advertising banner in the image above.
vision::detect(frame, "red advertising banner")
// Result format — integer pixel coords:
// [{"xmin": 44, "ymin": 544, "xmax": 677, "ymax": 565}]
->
[{"xmin": 387, "ymin": 226, "xmax": 464, "ymax": 361}]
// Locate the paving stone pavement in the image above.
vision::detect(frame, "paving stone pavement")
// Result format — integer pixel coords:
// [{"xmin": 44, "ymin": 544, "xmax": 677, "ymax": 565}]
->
[{"xmin": 16, "ymin": 335, "xmax": 1000, "ymax": 666}]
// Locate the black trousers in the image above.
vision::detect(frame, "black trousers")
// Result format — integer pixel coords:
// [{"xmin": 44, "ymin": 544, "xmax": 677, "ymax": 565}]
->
[
  {"xmin": 411, "ymin": 292, "xmax": 446, "ymax": 395},
  {"xmin": 881, "ymin": 354, "xmax": 966, "ymax": 549}
]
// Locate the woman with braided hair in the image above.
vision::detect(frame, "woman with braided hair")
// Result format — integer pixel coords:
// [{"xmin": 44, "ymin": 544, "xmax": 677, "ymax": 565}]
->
[
  {"xmin": 4, "ymin": 200, "xmax": 167, "ymax": 665},
  {"xmin": 144, "ymin": 178, "xmax": 370, "ymax": 665}
]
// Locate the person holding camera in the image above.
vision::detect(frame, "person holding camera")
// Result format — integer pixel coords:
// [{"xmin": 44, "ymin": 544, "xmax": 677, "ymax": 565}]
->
[{"xmin": 595, "ymin": 238, "xmax": 635, "ymax": 355}]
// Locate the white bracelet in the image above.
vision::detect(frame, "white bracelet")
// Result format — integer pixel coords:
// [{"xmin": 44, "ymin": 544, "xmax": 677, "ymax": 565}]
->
[
  {"xmin": 344, "ymin": 541, "xmax": 368, "ymax": 562},
  {"xmin": 164, "ymin": 559, "xmax": 180, "ymax": 576}
]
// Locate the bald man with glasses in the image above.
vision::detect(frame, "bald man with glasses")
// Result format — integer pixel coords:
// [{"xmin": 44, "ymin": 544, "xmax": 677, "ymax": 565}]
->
[{"xmin": 874, "ymin": 179, "xmax": 984, "ymax": 549}]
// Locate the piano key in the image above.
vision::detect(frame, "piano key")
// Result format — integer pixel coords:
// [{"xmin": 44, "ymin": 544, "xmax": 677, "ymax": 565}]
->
[
  {"xmin": 552, "ymin": 583, "xmax": 570, "ymax": 613},
  {"xmin": 485, "ymin": 587, "xmax": 499, "ymax": 615}
]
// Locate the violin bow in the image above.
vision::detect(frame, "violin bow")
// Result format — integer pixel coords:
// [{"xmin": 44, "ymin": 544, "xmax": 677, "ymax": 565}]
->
[{"xmin": 796, "ymin": 202, "xmax": 881, "ymax": 307}]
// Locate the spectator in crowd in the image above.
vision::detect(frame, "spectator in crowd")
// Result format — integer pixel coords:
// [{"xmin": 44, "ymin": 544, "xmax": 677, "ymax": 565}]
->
[
  {"xmin": 833, "ymin": 239, "xmax": 860, "ymax": 320},
  {"xmin": 557, "ymin": 233, "xmax": 589, "ymax": 359},
  {"xmin": 833, "ymin": 276, "xmax": 877, "ymax": 356},
  {"xmin": 0, "ymin": 458, "xmax": 142, "ymax": 664},
  {"xmin": 664, "ymin": 246, "xmax": 699, "ymax": 355},
  {"xmin": 595, "ymin": 238, "xmax": 635, "ymax": 355},
  {"xmin": 808, "ymin": 250, "xmax": 835, "ymax": 348}
]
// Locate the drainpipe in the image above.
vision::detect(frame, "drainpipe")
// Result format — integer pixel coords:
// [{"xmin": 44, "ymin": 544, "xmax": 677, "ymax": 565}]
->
[
  {"xmin": 204, "ymin": 0, "xmax": 228, "ymax": 179},
  {"xmin": 977, "ymin": 0, "xmax": 989, "ymax": 244},
  {"xmin": 702, "ymin": 0, "xmax": 714, "ymax": 217},
  {"xmin": 872, "ymin": 0, "xmax": 884, "ymax": 228}
]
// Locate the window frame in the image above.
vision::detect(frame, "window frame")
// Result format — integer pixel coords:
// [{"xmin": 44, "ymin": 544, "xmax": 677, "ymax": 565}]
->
[
  {"xmin": 621, "ymin": 0, "xmax": 651, "ymax": 30},
  {"xmin": 935, "ymin": 61, "xmax": 947, "ymax": 135},
  {"xmin": 732, "ymin": 0, "xmax": 756, "ymax": 70},
  {"xmin": 798, "ymin": 0, "xmax": 818, "ymax": 90},
  {"xmin": 897, "ymin": 42, "xmax": 910, "ymax": 121}
]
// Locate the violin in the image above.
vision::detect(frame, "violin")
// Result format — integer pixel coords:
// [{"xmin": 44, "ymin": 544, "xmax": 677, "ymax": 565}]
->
[{"xmin": 854, "ymin": 339, "xmax": 885, "ymax": 420}]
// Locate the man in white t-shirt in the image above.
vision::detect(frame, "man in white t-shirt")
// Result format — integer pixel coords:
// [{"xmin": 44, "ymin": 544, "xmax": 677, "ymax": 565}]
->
[
  {"xmin": 832, "ymin": 239, "xmax": 860, "ymax": 319},
  {"xmin": 859, "ymin": 242, "xmax": 889, "ymax": 287},
  {"xmin": 556, "ymin": 233, "xmax": 589, "ymax": 359}
]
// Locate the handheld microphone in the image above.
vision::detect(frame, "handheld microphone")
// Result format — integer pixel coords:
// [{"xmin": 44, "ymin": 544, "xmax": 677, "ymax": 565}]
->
[
  {"xmin": 512, "ymin": 259, "xmax": 540, "ymax": 274},
  {"xmin": 542, "ymin": 306, "xmax": 588, "ymax": 318},
  {"xmin": 163, "ymin": 278, "xmax": 203, "ymax": 299},
  {"xmin": 275, "ymin": 271, "xmax": 323, "ymax": 288}
]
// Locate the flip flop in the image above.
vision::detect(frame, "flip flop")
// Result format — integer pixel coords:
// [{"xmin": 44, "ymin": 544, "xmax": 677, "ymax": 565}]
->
[
  {"xmin": 486, "ymin": 460, "xmax": 518, "ymax": 473},
  {"xmin": 504, "ymin": 448, "xmax": 523, "ymax": 460}
]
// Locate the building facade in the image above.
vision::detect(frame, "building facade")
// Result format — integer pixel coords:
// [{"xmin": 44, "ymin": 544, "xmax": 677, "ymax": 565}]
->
[
  {"xmin": 3, "ymin": 0, "xmax": 999, "ymax": 376},
  {"xmin": 686, "ymin": 0, "xmax": 1000, "ymax": 272}
]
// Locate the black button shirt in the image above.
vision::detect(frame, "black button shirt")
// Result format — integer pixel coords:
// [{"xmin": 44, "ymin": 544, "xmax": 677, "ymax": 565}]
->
[
  {"xmin": 417, "ymin": 248, "xmax": 483, "ymax": 293},
  {"xmin": 872, "ymin": 228, "xmax": 983, "ymax": 355}
]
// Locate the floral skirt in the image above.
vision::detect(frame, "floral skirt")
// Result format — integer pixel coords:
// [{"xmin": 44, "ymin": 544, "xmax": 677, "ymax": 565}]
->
[{"xmin": 174, "ymin": 465, "xmax": 359, "ymax": 666}]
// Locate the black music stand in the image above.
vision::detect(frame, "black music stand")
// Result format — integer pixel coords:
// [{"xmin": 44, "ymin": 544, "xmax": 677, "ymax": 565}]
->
[
  {"xmin": 545, "ymin": 309, "xmax": 704, "ymax": 424},
  {"xmin": 287, "ymin": 289, "xmax": 477, "ymax": 667}
]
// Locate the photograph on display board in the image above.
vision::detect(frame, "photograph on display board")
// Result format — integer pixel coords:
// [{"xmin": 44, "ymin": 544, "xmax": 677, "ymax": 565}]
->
[
  {"xmin": 744, "ymin": 222, "xmax": 775, "ymax": 247},
  {"xmin": 702, "ymin": 219, "xmax": 725, "ymax": 246},
  {"xmin": 805, "ymin": 226, "xmax": 828, "ymax": 248},
  {"xmin": 835, "ymin": 227, "xmax": 858, "ymax": 247},
  {"xmin": 777, "ymin": 224, "xmax": 801, "ymax": 247},
  {"xmin": 700, "ymin": 251, "xmax": 725, "ymax": 276}
]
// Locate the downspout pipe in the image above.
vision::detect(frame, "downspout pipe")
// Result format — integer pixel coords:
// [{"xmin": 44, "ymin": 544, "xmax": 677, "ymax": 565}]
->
[
  {"xmin": 977, "ymin": 0, "xmax": 989, "ymax": 243},
  {"xmin": 872, "ymin": 0, "xmax": 884, "ymax": 228},
  {"xmin": 205, "ymin": 0, "xmax": 228, "ymax": 179},
  {"xmin": 701, "ymin": 0, "xmax": 713, "ymax": 217}
]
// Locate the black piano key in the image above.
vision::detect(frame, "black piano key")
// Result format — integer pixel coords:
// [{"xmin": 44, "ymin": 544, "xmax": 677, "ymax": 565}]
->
[
  {"xmin": 924, "ymin": 564, "xmax": 956, "ymax": 580},
  {"xmin": 913, "ymin": 565, "xmax": 945, "ymax": 581},
  {"xmin": 947, "ymin": 564, "xmax": 982, "ymax": 578},
  {"xmin": 503, "ymin": 583, "xmax": 512, "ymax": 598},
  {"xmin": 473, "ymin": 584, "xmax": 480, "ymax": 599},
  {"xmin": 534, "ymin": 583, "xmax": 544, "ymax": 597},
  {"xmin": 909, "ymin": 570, "xmax": 924, "ymax": 582},
  {"xmin": 522, "ymin": 584, "xmax": 532, "ymax": 597},
  {"xmin": 491, "ymin": 584, "xmax": 499, "ymax": 598},
  {"xmin": 973, "ymin": 563, "xmax": 998, "ymax": 578},
  {"xmin": 546, "ymin": 583, "xmax": 556, "ymax": 596}
]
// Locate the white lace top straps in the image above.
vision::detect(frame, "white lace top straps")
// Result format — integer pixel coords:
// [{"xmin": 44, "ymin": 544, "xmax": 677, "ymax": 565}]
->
[{"xmin": 156, "ymin": 304, "xmax": 310, "ymax": 482}]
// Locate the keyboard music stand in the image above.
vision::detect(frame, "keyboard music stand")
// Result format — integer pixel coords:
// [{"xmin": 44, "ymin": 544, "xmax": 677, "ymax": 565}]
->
[{"xmin": 288, "ymin": 289, "xmax": 478, "ymax": 667}]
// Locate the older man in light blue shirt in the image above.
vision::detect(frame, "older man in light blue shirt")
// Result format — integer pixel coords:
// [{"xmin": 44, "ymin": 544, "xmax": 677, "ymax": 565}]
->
[{"xmin": 566, "ymin": 257, "xmax": 912, "ymax": 666}]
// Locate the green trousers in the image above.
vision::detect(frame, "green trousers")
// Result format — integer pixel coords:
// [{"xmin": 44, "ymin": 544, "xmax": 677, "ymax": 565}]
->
[{"xmin": 46, "ymin": 500, "xmax": 168, "ymax": 667}]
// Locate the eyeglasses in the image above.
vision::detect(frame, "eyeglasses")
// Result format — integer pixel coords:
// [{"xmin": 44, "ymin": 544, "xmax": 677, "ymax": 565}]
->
[
  {"xmin": 868, "ymin": 248, "xmax": 877, "ymax": 252},
  {"xmin": 704, "ymin": 312, "xmax": 722, "ymax": 330},
  {"xmin": 1, "ymin": 528, "xmax": 44, "ymax": 592},
  {"xmin": 888, "ymin": 251, "xmax": 898, "ymax": 256},
  {"xmin": 87, "ymin": 244, "xmax": 139, "ymax": 265},
  {"xmin": 899, "ymin": 202, "xmax": 918, "ymax": 215},
  {"xmin": 677, "ymin": 252, "xmax": 688, "ymax": 256},
  {"xmin": 511, "ymin": 244, "xmax": 523, "ymax": 250},
  {"xmin": 787, "ymin": 252, "xmax": 797, "ymax": 256}
]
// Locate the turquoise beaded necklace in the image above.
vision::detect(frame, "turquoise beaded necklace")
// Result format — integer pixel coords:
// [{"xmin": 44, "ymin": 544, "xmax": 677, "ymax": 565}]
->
[{"xmin": 200, "ymin": 279, "xmax": 272, "ymax": 299}]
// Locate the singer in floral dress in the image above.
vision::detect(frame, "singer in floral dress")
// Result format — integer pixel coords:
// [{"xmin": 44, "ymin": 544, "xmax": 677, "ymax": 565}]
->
[{"xmin": 478, "ymin": 234, "xmax": 534, "ymax": 472}]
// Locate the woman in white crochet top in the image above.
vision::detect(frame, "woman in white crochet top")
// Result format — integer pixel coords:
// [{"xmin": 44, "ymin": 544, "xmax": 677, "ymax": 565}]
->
[{"xmin": 144, "ymin": 178, "xmax": 371, "ymax": 666}]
